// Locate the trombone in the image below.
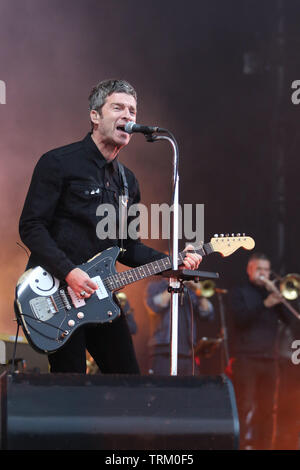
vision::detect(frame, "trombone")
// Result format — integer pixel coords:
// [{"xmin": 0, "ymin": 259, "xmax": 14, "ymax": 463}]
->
[
  {"xmin": 278, "ymin": 273, "xmax": 300, "ymax": 301},
  {"xmin": 185, "ymin": 279, "xmax": 228, "ymax": 298},
  {"xmin": 259, "ymin": 274, "xmax": 300, "ymax": 320}
]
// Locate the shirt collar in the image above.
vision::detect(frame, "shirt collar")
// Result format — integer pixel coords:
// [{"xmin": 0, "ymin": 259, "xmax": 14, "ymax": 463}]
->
[{"xmin": 83, "ymin": 132, "xmax": 119, "ymax": 172}]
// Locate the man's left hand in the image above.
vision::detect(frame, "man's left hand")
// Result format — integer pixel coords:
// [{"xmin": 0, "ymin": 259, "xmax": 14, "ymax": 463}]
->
[{"xmin": 182, "ymin": 244, "xmax": 202, "ymax": 270}]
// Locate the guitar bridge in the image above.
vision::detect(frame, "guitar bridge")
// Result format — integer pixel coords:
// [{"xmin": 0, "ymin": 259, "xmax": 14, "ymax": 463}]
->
[{"xmin": 29, "ymin": 296, "xmax": 58, "ymax": 322}]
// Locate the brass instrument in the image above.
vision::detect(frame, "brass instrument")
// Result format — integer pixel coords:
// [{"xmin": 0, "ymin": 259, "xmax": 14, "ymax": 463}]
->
[
  {"xmin": 196, "ymin": 280, "xmax": 216, "ymax": 298},
  {"xmin": 86, "ymin": 354, "xmax": 99, "ymax": 375},
  {"xmin": 279, "ymin": 274, "xmax": 300, "ymax": 300},
  {"xmin": 259, "ymin": 275, "xmax": 300, "ymax": 320},
  {"xmin": 185, "ymin": 280, "xmax": 216, "ymax": 298},
  {"xmin": 185, "ymin": 279, "xmax": 228, "ymax": 298},
  {"xmin": 116, "ymin": 292, "xmax": 127, "ymax": 308}
]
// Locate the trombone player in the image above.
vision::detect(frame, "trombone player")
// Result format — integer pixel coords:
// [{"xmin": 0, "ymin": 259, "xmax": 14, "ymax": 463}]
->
[{"xmin": 229, "ymin": 252, "xmax": 294, "ymax": 450}]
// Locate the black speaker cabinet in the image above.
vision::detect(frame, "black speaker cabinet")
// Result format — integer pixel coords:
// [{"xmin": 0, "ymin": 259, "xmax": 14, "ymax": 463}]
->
[{"xmin": 0, "ymin": 372, "xmax": 239, "ymax": 450}]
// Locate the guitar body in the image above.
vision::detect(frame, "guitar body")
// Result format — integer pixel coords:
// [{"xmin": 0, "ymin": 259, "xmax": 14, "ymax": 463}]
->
[{"xmin": 15, "ymin": 246, "xmax": 121, "ymax": 354}]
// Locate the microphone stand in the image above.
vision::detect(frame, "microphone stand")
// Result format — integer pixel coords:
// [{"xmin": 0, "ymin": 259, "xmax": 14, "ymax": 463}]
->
[
  {"xmin": 146, "ymin": 131, "xmax": 180, "ymax": 375},
  {"xmin": 146, "ymin": 131, "xmax": 219, "ymax": 376},
  {"xmin": 216, "ymin": 290, "xmax": 230, "ymax": 370}
]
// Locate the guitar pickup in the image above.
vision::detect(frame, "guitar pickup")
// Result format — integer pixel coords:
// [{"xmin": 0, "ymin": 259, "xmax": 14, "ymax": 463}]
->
[
  {"xmin": 67, "ymin": 287, "xmax": 86, "ymax": 308},
  {"xmin": 91, "ymin": 276, "xmax": 109, "ymax": 300},
  {"xmin": 59, "ymin": 289, "xmax": 72, "ymax": 311}
]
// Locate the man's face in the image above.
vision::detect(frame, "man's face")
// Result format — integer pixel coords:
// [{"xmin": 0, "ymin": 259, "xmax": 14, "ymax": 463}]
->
[
  {"xmin": 247, "ymin": 259, "xmax": 271, "ymax": 286},
  {"xmin": 91, "ymin": 92, "xmax": 137, "ymax": 148}
]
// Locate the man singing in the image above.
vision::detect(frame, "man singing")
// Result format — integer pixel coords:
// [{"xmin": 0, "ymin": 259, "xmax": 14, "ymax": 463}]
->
[{"xmin": 19, "ymin": 79, "xmax": 201, "ymax": 374}]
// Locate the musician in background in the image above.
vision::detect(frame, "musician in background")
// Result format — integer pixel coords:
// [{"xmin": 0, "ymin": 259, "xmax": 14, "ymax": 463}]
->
[
  {"xmin": 229, "ymin": 252, "xmax": 291, "ymax": 450},
  {"xmin": 145, "ymin": 279, "xmax": 214, "ymax": 376},
  {"xmin": 18, "ymin": 79, "xmax": 201, "ymax": 374}
]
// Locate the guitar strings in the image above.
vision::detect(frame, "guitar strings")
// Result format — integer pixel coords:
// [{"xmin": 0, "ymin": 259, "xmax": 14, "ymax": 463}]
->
[
  {"xmin": 103, "ymin": 248, "xmax": 206, "ymax": 289},
  {"xmin": 50, "ymin": 248, "xmax": 204, "ymax": 303},
  {"xmin": 32, "ymin": 247, "xmax": 207, "ymax": 314}
]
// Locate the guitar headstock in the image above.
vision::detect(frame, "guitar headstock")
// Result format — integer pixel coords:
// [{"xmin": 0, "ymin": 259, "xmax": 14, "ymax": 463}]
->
[{"xmin": 210, "ymin": 233, "xmax": 255, "ymax": 257}]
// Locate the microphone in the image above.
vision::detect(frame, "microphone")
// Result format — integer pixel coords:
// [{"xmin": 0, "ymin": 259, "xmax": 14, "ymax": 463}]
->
[{"xmin": 124, "ymin": 122, "xmax": 163, "ymax": 135}]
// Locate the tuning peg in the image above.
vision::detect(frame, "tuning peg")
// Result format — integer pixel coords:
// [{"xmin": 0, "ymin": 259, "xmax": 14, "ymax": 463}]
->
[
  {"xmin": 242, "ymin": 233, "xmax": 246, "ymax": 236},
  {"xmin": 237, "ymin": 233, "xmax": 241, "ymax": 237},
  {"xmin": 214, "ymin": 234, "xmax": 218, "ymax": 238},
  {"xmin": 231, "ymin": 233, "xmax": 235, "ymax": 237},
  {"xmin": 225, "ymin": 233, "xmax": 229, "ymax": 237},
  {"xmin": 220, "ymin": 233, "xmax": 224, "ymax": 237}
]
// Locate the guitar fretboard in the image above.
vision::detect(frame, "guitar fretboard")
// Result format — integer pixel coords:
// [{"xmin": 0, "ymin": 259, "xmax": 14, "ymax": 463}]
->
[{"xmin": 103, "ymin": 243, "xmax": 213, "ymax": 291}]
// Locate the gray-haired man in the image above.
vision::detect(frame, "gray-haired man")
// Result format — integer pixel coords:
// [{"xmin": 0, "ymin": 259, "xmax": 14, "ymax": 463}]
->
[{"xmin": 19, "ymin": 79, "xmax": 201, "ymax": 374}]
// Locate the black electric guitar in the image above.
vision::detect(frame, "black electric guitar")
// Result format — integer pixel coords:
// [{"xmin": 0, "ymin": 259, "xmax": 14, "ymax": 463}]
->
[{"xmin": 15, "ymin": 234, "xmax": 255, "ymax": 354}]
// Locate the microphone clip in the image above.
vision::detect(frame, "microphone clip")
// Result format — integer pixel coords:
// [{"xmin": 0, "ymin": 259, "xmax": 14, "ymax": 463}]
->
[{"xmin": 145, "ymin": 133, "xmax": 158, "ymax": 142}]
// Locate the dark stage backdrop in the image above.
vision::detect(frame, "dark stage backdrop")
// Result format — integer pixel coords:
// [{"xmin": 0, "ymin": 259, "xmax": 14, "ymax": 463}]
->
[{"xmin": 1, "ymin": 0, "xmax": 300, "ymax": 373}]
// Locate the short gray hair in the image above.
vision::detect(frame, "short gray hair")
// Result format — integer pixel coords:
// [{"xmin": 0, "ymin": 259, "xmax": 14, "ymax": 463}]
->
[
  {"xmin": 89, "ymin": 79, "xmax": 137, "ymax": 113},
  {"xmin": 247, "ymin": 252, "xmax": 270, "ymax": 265}
]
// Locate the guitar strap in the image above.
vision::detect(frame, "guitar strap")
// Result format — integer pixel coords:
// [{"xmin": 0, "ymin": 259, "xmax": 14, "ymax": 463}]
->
[{"xmin": 118, "ymin": 162, "xmax": 129, "ymax": 255}]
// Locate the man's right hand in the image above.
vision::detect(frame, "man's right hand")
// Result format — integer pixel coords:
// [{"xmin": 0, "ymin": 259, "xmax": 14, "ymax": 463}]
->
[
  {"xmin": 65, "ymin": 268, "xmax": 98, "ymax": 299},
  {"xmin": 263, "ymin": 292, "xmax": 283, "ymax": 308}
]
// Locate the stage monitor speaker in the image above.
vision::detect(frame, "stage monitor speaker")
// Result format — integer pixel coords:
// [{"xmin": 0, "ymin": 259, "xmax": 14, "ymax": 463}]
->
[
  {"xmin": 0, "ymin": 334, "xmax": 49, "ymax": 374},
  {"xmin": 0, "ymin": 372, "xmax": 239, "ymax": 450}
]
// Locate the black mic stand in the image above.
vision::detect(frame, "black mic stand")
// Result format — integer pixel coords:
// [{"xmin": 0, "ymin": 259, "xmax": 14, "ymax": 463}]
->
[
  {"xmin": 10, "ymin": 301, "xmax": 23, "ymax": 375},
  {"xmin": 216, "ymin": 290, "xmax": 230, "ymax": 371}
]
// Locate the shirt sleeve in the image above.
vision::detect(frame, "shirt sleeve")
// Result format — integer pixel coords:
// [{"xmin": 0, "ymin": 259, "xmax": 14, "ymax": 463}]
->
[
  {"xmin": 146, "ymin": 281, "xmax": 170, "ymax": 315},
  {"xmin": 229, "ymin": 286, "xmax": 265, "ymax": 329},
  {"xmin": 19, "ymin": 153, "xmax": 76, "ymax": 280},
  {"xmin": 197, "ymin": 299, "xmax": 215, "ymax": 321},
  {"xmin": 186, "ymin": 290, "xmax": 214, "ymax": 321}
]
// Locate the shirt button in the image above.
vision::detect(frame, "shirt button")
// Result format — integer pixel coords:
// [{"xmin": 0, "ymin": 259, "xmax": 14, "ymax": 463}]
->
[{"xmin": 106, "ymin": 181, "xmax": 110, "ymax": 187}]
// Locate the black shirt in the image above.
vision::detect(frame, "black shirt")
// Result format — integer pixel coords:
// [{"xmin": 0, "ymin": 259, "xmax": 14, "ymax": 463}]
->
[
  {"xmin": 229, "ymin": 280, "xmax": 290, "ymax": 359},
  {"xmin": 19, "ymin": 133, "xmax": 164, "ymax": 280}
]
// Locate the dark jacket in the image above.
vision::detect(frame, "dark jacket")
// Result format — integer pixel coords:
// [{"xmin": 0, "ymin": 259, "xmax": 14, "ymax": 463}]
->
[
  {"xmin": 19, "ymin": 133, "xmax": 164, "ymax": 280},
  {"xmin": 229, "ymin": 280, "xmax": 291, "ymax": 359}
]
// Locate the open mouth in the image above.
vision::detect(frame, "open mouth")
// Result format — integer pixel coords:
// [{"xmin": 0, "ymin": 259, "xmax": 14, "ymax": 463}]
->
[{"xmin": 116, "ymin": 125, "xmax": 126, "ymax": 133}]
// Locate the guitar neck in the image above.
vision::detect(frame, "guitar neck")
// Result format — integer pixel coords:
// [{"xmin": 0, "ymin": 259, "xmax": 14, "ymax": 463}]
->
[{"xmin": 105, "ymin": 243, "xmax": 214, "ymax": 291}]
